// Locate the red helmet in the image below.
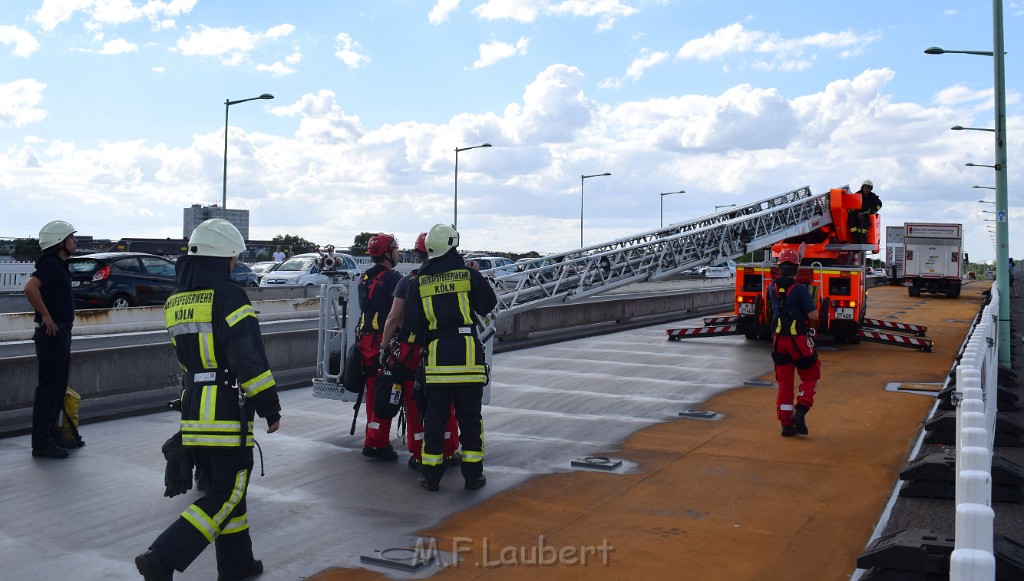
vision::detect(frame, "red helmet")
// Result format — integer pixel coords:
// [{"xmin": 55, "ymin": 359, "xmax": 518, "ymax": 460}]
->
[
  {"xmin": 778, "ymin": 249, "xmax": 799, "ymax": 265},
  {"xmin": 414, "ymin": 232, "xmax": 427, "ymax": 254},
  {"xmin": 367, "ymin": 233, "xmax": 398, "ymax": 258}
]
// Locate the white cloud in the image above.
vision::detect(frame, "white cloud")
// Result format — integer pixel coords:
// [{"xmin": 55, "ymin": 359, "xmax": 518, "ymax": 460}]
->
[
  {"xmin": 152, "ymin": 66, "xmax": 166, "ymax": 73},
  {"xmin": 176, "ymin": 26, "xmax": 256, "ymax": 60},
  {"xmin": 0, "ymin": 25, "xmax": 40, "ymax": 57},
  {"xmin": 271, "ymin": 90, "xmax": 365, "ymax": 145},
  {"xmin": 33, "ymin": 0, "xmax": 198, "ymax": 31},
  {"xmin": 98, "ymin": 38, "xmax": 138, "ymax": 55},
  {"xmin": 257, "ymin": 61, "xmax": 296, "ymax": 76},
  {"xmin": 175, "ymin": 24, "xmax": 291, "ymax": 66},
  {"xmin": 625, "ymin": 48, "xmax": 668, "ymax": 81},
  {"xmin": 429, "ymin": 0, "xmax": 461, "ymax": 24},
  {"xmin": 471, "ymin": 37, "xmax": 529, "ymax": 69},
  {"xmin": 264, "ymin": 23, "xmax": 295, "ymax": 39},
  {"xmin": 0, "ymin": 79, "xmax": 48, "ymax": 129},
  {"xmin": 676, "ymin": 23, "xmax": 879, "ymax": 69},
  {"xmin": 473, "ymin": 0, "xmax": 637, "ymax": 26},
  {"xmin": 334, "ymin": 33, "xmax": 370, "ymax": 68}
]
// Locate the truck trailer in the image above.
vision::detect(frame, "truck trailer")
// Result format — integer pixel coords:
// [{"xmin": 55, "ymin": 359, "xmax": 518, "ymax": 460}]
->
[{"xmin": 903, "ymin": 222, "xmax": 963, "ymax": 298}]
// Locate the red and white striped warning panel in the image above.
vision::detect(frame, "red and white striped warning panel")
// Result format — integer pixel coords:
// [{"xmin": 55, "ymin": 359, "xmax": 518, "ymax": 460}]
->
[
  {"xmin": 862, "ymin": 318, "xmax": 928, "ymax": 336},
  {"xmin": 667, "ymin": 325, "xmax": 741, "ymax": 340},
  {"xmin": 703, "ymin": 316, "xmax": 739, "ymax": 326},
  {"xmin": 858, "ymin": 329, "xmax": 934, "ymax": 352}
]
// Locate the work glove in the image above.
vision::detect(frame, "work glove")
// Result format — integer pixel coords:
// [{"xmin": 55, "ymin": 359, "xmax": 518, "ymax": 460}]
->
[
  {"xmin": 161, "ymin": 432, "xmax": 193, "ymax": 498},
  {"xmin": 379, "ymin": 347, "xmax": 389, "ymax": 369}
]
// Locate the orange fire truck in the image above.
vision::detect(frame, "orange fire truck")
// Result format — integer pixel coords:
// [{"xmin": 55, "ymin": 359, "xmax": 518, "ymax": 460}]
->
[{"xmin": 668, "ymin": 187, "xmax": 933, "ymax": 351}]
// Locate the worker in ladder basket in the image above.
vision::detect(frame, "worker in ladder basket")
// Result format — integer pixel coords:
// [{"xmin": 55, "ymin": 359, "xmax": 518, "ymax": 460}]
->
[
  {"xmin": 768, "ymin": 247, "xmax": 820, "ymax": 437},
  {"xmin": 357, "ymin": 233, "xmax": 405, "ymax": 460},
  {"xmin": 379, "ymin": 232, "xmax": 462, "ymax": 470}
]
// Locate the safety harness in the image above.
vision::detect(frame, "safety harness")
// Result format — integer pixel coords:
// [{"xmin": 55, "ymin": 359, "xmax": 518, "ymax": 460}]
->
[{"xmin": 770, "ymin": 277, "xmax": 817, "ymax": 369}]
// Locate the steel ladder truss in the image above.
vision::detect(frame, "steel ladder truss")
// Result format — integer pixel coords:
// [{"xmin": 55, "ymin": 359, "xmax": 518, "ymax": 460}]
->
[
  {"xmin": 485, "ymin": 186, "xmax": 830, "ymax": 317},
  {"xmin": 314, "ymin": 185, "xmax": 842, "ymax": 395}
]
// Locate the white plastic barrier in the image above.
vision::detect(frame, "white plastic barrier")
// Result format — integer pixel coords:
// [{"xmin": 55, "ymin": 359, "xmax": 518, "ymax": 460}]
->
[
  {"xmin": 0, "ymin": 263, "xmax": 33, "ymax": 293},
  {"xmin": 950, "ymin": 291, "xmax": 1000, "ymax": 580}
]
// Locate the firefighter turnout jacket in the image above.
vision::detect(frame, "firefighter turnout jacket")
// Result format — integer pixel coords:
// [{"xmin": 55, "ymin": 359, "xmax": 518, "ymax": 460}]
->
[
  {"xmin": 164, "ymin": 256, "xmax": 281, "ymax": 448},
  {"xmin": 402, "ymin": 250, "xmax": 498, "ymax": 386}
]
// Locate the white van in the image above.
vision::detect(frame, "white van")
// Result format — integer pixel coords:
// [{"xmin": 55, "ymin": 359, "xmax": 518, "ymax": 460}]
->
[
  {"xmin": 704, "ymin": 260, "xmax": 736, "ymax": 279},
  {"xmin": 259, "ymin": 252, "xmax": 360, "ymax": 287}
]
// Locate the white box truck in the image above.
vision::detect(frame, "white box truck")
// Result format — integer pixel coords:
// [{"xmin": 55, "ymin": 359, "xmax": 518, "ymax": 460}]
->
[
  {"xmin": 885, "ymin": 225, "xmax": 905, "ymax": 285},
  {"xmin": 903, "ymin": 223, "xmax": 963, "ymax": 298}
]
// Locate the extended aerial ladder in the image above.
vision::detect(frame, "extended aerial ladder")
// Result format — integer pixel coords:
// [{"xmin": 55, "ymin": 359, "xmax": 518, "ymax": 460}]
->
[
  {"xmin": 665, "ymin": 187, "xmax": 934, "ymax": 352},
  {"xmin": 311, "ymin": 186, "xmax": 839, "ymax": 397}
]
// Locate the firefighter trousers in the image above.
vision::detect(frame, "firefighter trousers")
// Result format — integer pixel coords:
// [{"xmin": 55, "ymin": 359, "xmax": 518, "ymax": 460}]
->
[
  {"xmin": 421, "ymin": 384, "xmax": 483, "ymax": 486},
  {"xmin": 31, "ymin": 323, "xmax": 72, "ymax": 450},
  {"xmin": 402, "ymin": 377, "xmax": 460, "ymax": 460},
  {"xmin": 772, "ymin": 333, "xmax": 820, "ymax": 425},
  {"xmin": 150, "ymin": 447, "xmax": 258, "ymax": 577}
]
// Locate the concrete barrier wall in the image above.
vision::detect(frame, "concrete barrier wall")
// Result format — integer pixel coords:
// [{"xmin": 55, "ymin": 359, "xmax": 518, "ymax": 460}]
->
[
  {"xmin": 0, "ymin": 329, "xmax": 317, "ymax": 410},
  {"xmin": 1, "ymin": 286, "xmax": 731, "ymax": 410},
  {"xmin": 496, "ymin": 288, "xmax": 733, "ymax": 339},
  {"xmin": 0, "ymin": 295, "xmax": 321, "ymax": 341}
]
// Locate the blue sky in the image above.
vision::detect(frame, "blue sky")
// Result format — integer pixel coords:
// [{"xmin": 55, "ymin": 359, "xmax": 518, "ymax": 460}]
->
[{"xmin": 1, "ymin": 1, "xmax": 1021, "ymax": 261}]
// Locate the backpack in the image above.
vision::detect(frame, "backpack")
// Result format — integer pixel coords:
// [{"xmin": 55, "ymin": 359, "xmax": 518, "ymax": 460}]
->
[
  {"xmin": 372, "ymin": 367, "xmax": 404, "ymax": 420},
  {"xmin": 56, "ymin": 387, "xmax": 85, "ymax": 446},
  {"xmin": 770, "ymin": 277, "xmax": 808, "ymax": 336}
]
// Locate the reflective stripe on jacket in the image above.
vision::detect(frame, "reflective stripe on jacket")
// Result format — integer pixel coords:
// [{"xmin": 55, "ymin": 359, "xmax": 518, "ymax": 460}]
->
[{"xmin": 165, "ymin": 278, "xmax": 279, "ymax": 448}]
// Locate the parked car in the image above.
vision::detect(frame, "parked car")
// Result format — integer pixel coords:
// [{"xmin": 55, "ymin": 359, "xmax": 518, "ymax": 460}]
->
[
  {"xmin": 872, "ymin": 268, "xmax": 886, "ymax": 277},
  {"xmin": 470, "ymin": 256, "xmax": 517, "ymax": 274},
  {"xmin": 249, "ymin": 261, "xmax": 281, "ymax": 284},
  {"xmin": 67, "ymin": 252, "xmax": 178, "ymax": 309},
  {"xmin": 704, "ymin": 260, "xmax": 736, "ymax": 278},
  {"xmin": 259, "ymin": 252, "xmax": 359, "ymax": 287},
  {"xmin": 231, "ymin": 263, "xmax": 259, "ymax": 287}
]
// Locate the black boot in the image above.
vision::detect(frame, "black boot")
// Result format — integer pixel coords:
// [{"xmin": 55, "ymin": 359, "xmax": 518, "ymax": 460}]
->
[
  {"xmin": 218, "ymin": 560, "xmax": 263, "ymax": 581},
  {"xmin": 791, "ymin": 405, "xmax": 809, "ymax": 435},
  {"xmin": 135, "ymin": 550, "xmax": 174, "ymax": 581}
]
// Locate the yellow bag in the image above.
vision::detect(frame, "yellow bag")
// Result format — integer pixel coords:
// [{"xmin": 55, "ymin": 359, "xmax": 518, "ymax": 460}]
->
[{"xmin": 56, "ymin": 387, "xmax": 84, "ymax": 446}]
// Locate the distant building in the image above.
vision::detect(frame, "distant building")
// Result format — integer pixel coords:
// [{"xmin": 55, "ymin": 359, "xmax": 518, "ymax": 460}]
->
[{"xmin": 183, "ymin": 204, "xmax": 249, "ymax": 240}]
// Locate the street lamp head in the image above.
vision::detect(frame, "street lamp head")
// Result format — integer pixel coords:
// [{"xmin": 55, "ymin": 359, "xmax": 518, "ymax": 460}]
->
[
  {"xmin": 481, "ymin": 143, "xmax": 492, "ymax": 148},
  {"xmin": 259, "ymin": 93, "xmax": 274, "ymax": 100},
  {"xmin": 924, "ymin": 47, "xmax": 945, "ymax": 55}
]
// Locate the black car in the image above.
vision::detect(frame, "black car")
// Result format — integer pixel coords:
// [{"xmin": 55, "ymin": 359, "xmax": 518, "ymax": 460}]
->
[
  {"xmin": 231, "ymin": 263, "xmax": 259, "ymax": 287},
  {"xmin": 68, "ymin": 252, "xmax": 178, "ymax": 309}
]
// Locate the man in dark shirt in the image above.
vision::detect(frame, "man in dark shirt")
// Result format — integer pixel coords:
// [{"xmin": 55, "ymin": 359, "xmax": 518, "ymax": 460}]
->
[{"xmin": 23, "ymin": 220, "xmax": 78, "ymax": 459}]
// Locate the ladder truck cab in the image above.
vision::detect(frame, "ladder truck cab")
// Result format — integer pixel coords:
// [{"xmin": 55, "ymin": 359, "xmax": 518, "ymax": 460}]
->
[{"xmin": 733, "ymin": 187, "xmax": 879, "ymax": 343}]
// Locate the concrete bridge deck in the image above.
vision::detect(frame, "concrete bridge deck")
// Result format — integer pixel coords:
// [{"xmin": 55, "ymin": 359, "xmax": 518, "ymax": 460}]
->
[{"xmin": 0, "ymin": 282, "xmax": 1012, "ymax": 580}]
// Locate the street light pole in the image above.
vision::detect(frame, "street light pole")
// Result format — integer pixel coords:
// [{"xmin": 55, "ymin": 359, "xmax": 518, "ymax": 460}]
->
[
  {"xmin": 924, "ymin": 0, "xmax": 1011, "ymax": 371},
  {"xmin": 952, "ymin": 125, "xmax": 995, "ymax": 132},
  {"xmin": 454, "ymin": 143, "xmax": 491, "ymax": 231},
  {"xmin": 659, "ymin": 190, "xmax": 686, "ymax": 228},
  {"xmin": 580, "ymin": 172, "xmax": 611, "ymax": 247},
  {"xmin": 222, "ymin": 93, "xmax": 274, "ymax": 219}
]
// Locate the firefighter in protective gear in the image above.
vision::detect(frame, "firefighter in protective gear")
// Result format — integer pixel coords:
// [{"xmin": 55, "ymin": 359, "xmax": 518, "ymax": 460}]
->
[
  {"xmin": 136, "ymin": 219, "xmax": 281, "ymax": 581},
  {"xmin": 767, "ymin": 248, "xmax": 820, "ymax": 438},
  {"xmin": 849, "ymin": 180, "xmax": 882, "ymax": 244},
  {"xmin": 403, "ymin": 224, "xmax": 497, "ymax": 491},
  {"xmin": 357, "ymin": 233, "xmax": 404, "ymax": 460},
  {"xmin": 380, "ymin": 232, "xmax": 461, "ymax": 469}
]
